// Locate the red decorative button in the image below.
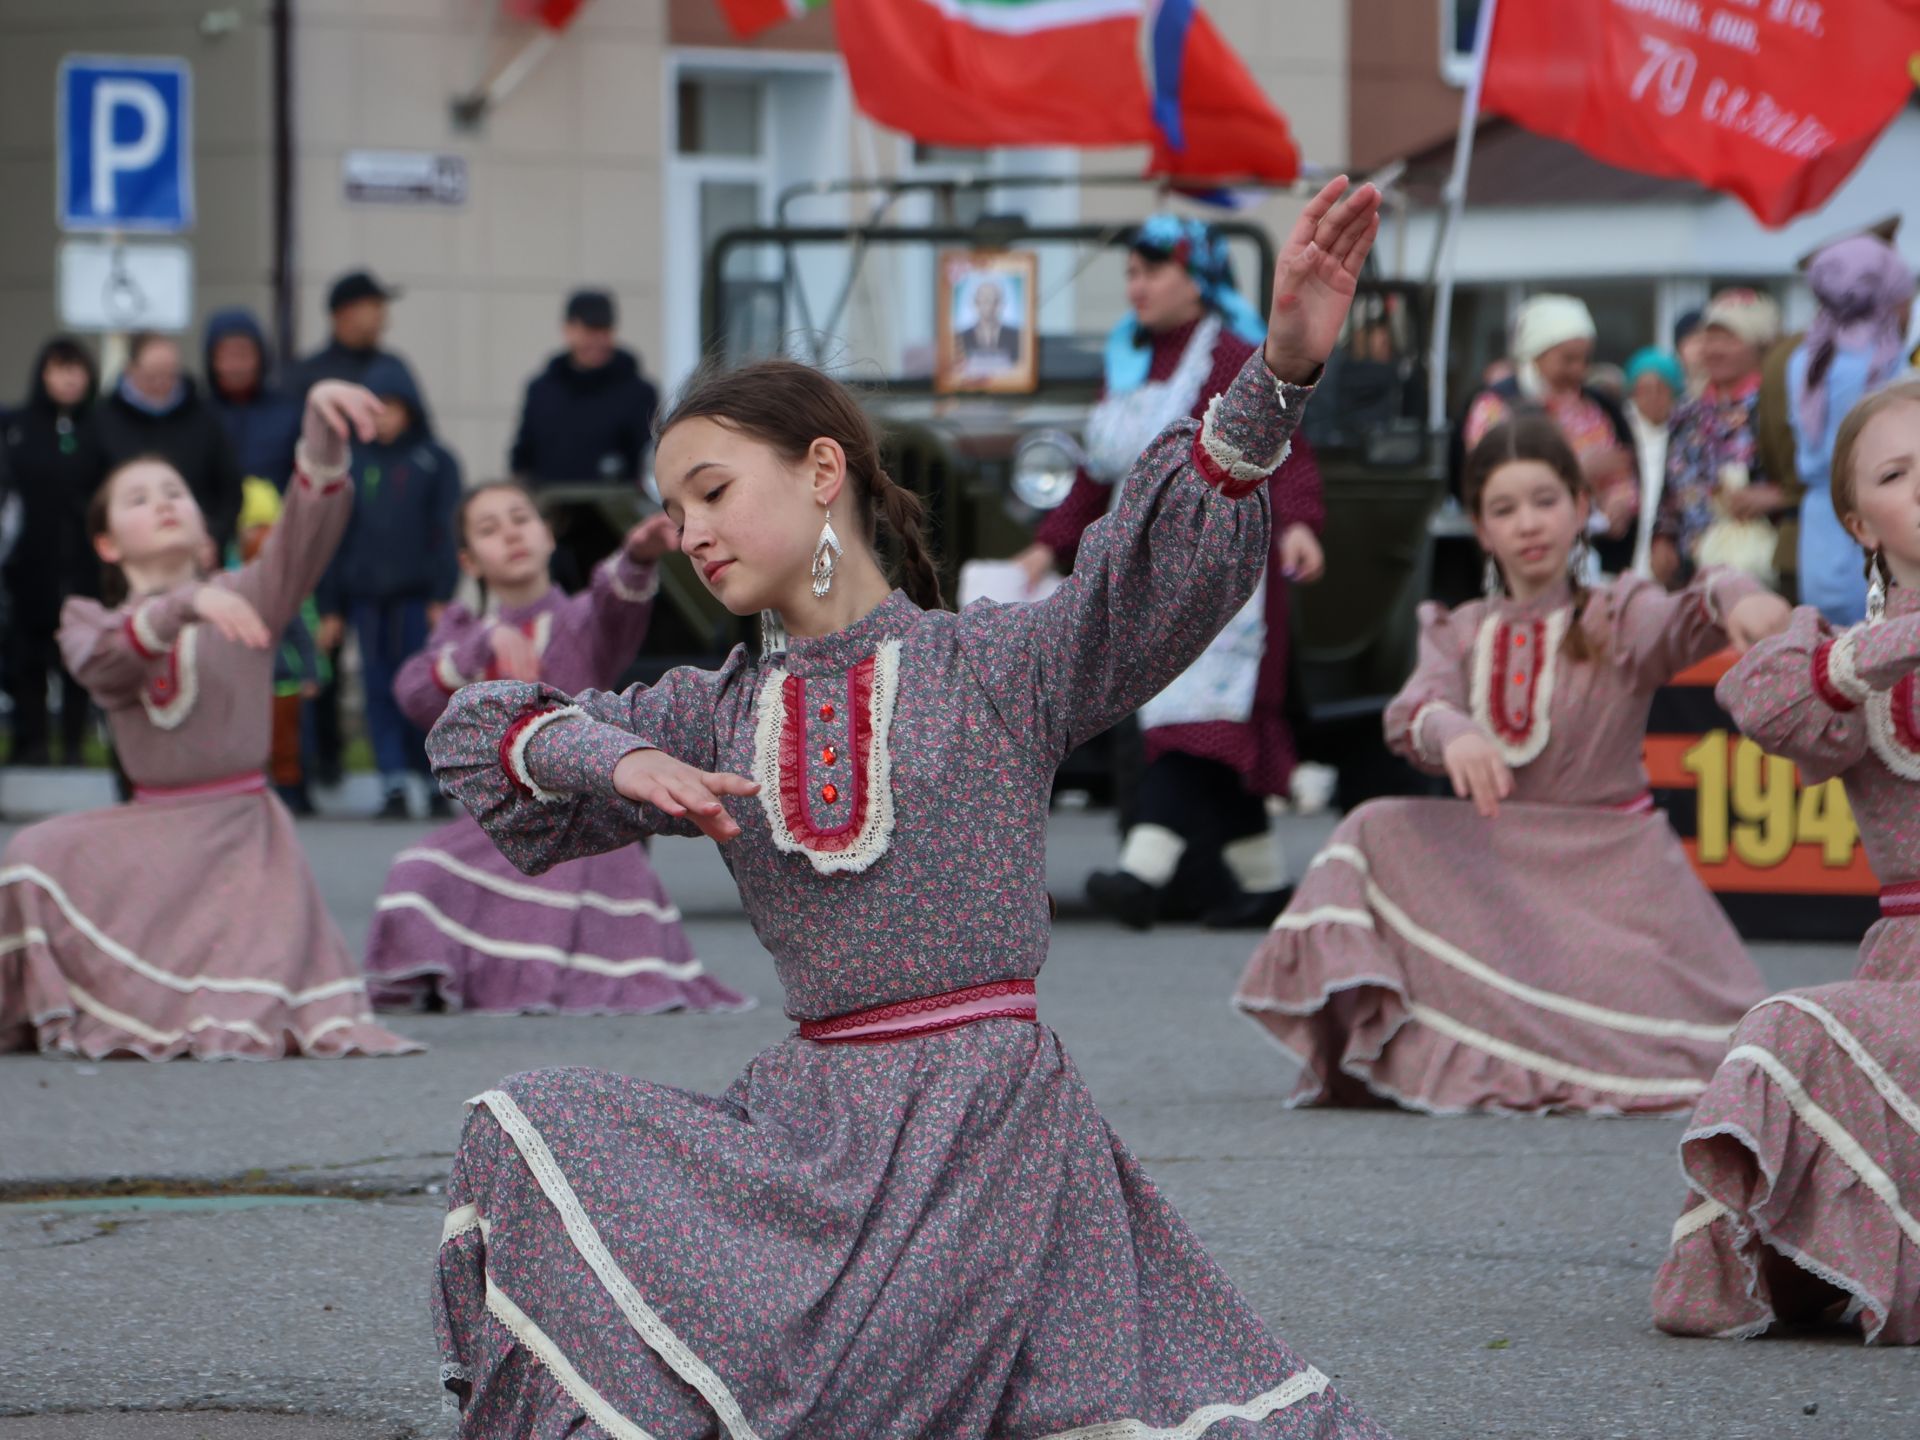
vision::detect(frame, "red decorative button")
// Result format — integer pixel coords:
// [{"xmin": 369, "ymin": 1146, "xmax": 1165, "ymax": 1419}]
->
[
  {"xmin": 1513, "ymin": 632, "xmax": 1527, "ymax": 647},
  {"xmin": 822, "ymin": 745, "xmax": 838, "ymax": 765},
  {"xmin": 819, "ymin": 703, "xmax": 835, "ymax": 721},
  {"xmin": 820, "ymin": 783, "xmax": 839, "ymax": 805}
]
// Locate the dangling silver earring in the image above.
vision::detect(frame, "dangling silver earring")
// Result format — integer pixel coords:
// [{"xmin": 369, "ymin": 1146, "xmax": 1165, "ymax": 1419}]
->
[
  {"xmin": 1568, "ymin": 533, "xmax": 1592, "ymax": 587},
  {"xmin": 1483, "ymin": 556, "xmax": 1504, "ymax": 600},
  {"xmin": 811, "ymin": 509, "xmax": 844, "ymax": 600},
  {"xmin": 1868, "ymin": 550, "xmax": 1888, "ymax": 624}
]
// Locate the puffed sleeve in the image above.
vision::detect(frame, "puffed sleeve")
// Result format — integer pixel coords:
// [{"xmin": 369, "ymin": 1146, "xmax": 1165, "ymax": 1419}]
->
[
  {"xmin": 394, "ymin": 602, "xmax": 490, "ymax": 732},
  {"xmin": 1720, "ymin": 606, "xmax": 1920, "ymax": 784},
  {"xmin": 58, "ymin": 587, "xmax": 199, "ymax": 708},
  {"xmin": 1383, "ymin": 600, "xmax": 1488, "ymax": 775},
  {"xmin": 426, "ymin": 649, "xmax": 749, "ymax": 873},
  {"xmin": 955, "ymin": 353, "xmax": 1307, "ymax": 766},
  {"xmin": 1611, "ymin": 568, "xmax": 1764, "ymax": 690},
  {"xmin": 225, "ymin": 455, "xmax": 355, "ymax": 635}
]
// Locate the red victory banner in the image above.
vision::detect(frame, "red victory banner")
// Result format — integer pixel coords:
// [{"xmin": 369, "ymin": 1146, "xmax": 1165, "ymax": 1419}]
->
[{"xmin": 1481, "ymin": 0, "xmax": 1920, "ymax": 226}]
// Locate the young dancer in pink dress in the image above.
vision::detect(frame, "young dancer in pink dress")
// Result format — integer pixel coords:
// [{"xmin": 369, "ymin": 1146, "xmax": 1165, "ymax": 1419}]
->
[
  {"xmin": 1235, "ymin": 414, "xmax": 1791, "ymax": 1114},
  {"xmin": 0, "ymin": 384, "xmax": 419, "ymax": 1060},
  {"xmin": 1655, "ymin": 380, "xmax": 1920, "ymax": 1343},
  {"xmin": 363, "ymin": 482, "xmax": 750, "ymax": 1015},
  {"xmin": 424, "ymin": 180, "xmax": 1394, "ymax": 1439}
]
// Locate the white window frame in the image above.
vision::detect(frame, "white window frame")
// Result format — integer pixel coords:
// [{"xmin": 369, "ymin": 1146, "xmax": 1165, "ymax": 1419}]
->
[{"xmin": 1440, "ymin": 0, "xmax": 1482, "ymax": 88}]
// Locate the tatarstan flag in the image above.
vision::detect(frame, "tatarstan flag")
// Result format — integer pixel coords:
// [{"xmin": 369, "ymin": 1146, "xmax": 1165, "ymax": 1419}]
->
[
  {"xmin": 719, "ymin": 0, "xmax": 826, "ymax": 38},
  {"xmin": 833, "ymin": 0, "xmax": 1298, "ymax": 181}
]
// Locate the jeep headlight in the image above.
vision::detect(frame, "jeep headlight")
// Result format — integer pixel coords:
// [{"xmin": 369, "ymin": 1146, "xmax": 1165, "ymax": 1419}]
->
[{"xmin": 1011, "ymin": 431, "xmax": 1084, "ymax": 511}]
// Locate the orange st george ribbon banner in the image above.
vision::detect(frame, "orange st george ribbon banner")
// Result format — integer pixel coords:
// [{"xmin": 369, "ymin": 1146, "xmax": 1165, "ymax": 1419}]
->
[{"xmin": 1480, "ymin": 0, "xmax": 1920, "ymax": 226}]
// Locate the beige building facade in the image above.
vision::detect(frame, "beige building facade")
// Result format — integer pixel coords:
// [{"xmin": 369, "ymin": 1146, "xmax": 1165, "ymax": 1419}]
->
[{"xmin": 0, "ymin": 0, "xmax": 1354, "ymax": 478}]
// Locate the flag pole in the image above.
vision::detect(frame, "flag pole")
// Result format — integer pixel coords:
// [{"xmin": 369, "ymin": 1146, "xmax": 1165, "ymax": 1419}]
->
[{"xmin": 1426, "ymin": 0, "xmax": 1500, "ymax": 435}]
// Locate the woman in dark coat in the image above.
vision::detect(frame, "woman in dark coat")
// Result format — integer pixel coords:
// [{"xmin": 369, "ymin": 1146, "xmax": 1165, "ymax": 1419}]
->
[{"xmin": 2, "ymin": 337, "xmax": 107, "ymax": 764}]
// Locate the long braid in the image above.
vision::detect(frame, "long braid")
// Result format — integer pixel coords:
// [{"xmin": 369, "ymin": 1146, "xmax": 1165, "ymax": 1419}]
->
[{"xmin": 870, "ymin": 471, "xmax": 946, "ymax": 611}]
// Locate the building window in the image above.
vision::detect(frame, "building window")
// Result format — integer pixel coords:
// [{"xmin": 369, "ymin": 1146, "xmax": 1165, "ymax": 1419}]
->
[
  {"xmin": 1441, "ymin": 0, "xmax": 1486, "ymax": 87},
  {"xmin": 678, "ymin": 77, "xmax": 763, "ymax": 157}
]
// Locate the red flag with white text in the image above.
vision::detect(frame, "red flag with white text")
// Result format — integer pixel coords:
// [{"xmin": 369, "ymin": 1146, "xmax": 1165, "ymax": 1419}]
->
[{"xmin": 1480, "ymin": 0, "xmax": 1920, "ymax": 226}]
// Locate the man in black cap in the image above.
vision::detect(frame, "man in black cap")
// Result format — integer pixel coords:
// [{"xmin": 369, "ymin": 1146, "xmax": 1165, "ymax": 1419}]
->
[
  {"xmin": 289, "ymin": 269, "xmax": 419, "ymax": 397},
  {"xmin": 510, "ymin": 289, "xmax": 659, "ymax": 489},
  {"xmin": 509, "ymin": 288, "xmax": 660, "ymax": 587}
]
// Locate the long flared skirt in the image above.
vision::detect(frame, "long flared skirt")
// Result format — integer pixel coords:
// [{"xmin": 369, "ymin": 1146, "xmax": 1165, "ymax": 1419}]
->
[
  {"xmin": 1232, "ymin": 798, "xmax": 1766, "ymax": 1115},
  {"xmin": 0, "ymin": 790, "xmax": 419, "ymax": 1061},
  {"xmin": 434, "ymin": 1022, "xmax": 1391, "ymax": 1439},
  {"xmin": 364, "ymin": 815, "xmax": 752, "ymax": 1016},
  {"xmin": 1652, "ymin": 977, "xmax": 1920, "ymax": 1344}
]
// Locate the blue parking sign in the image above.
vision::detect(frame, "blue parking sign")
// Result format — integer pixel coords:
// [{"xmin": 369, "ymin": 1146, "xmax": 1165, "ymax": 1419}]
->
[{"xmin": 58, "ymin": 56, "xmax": 194, "ymax": 233}]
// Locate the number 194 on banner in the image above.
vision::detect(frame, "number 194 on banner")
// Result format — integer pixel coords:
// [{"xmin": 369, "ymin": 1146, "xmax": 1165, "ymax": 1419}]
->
[{"xmin": 1646, "ymin": 652, "xmax": 1878, "ymax": 940}]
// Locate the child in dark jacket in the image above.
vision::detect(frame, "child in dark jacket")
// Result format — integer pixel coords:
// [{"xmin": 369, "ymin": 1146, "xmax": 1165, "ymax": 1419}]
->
[{"xmin": 318, "ymin": 355, "xmax": 460, "ymax": 818}]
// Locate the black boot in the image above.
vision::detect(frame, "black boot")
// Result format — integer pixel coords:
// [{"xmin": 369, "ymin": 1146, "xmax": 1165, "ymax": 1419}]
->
[
  {"xmin": 1085, "ymin": 870, "xmax": 1158, "ymax": 931},
  {"xmin": 1201, "ymin": 886, "xmax": 1295, "ymax": 931}
]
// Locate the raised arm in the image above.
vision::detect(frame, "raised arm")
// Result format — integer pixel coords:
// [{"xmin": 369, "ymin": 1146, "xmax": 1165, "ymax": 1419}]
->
[
  {"xmin": 1720, "ymin": 607, "xmax": 1920, "ymax": 783},
  {"xmin": 960, "ymin": 356, "xmax": 1301, "ymax": 764},
  {"xmin": 575, "ymin": 516, "xmax": 671, "ymax": 681},
  {"xmin": 961, "ymin": 177, "xmax": 1380, "ymax": 765},
  {"xmin": 426, "ymin": 652, "xmax": 746, "ymax": 874},
  {"xmin": 225, "ymin": 384, "xmax": 380, "ymax": 633},
  {"xmin": 1612, "ymin": 569, "xmax": 1768, "ymax": 689},
  {"xmin": 1383, "ymin": 601, "xmax": 1486, "ymax": 776}
]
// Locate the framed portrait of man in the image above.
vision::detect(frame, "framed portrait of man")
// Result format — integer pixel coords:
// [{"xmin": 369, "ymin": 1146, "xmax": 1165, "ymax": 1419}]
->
[{"xmin": 935, "ymin": 249, "xmax": 1040, "ymax": 395}]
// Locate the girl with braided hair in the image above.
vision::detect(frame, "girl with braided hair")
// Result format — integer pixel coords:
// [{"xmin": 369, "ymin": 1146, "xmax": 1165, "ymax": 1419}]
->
[
  {"xmin": 422, "ymin": 177, "xmax": 1393, "ymax": 1440},
  {"xmin": 1236, "ymin": 414, "xmax": 1792, "ymax": 1115}
]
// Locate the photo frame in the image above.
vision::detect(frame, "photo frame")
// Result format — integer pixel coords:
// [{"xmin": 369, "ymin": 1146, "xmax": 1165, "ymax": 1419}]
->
[{"xmin": 935, "ymin": 249, "xmax": 1040, "ymax": 395}]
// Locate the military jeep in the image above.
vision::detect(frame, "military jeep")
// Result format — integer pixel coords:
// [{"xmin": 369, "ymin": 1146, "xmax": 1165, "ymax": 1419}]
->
[{"xmin": 603, "ymin": 175, "xmax": 1447, "ymax": 802}]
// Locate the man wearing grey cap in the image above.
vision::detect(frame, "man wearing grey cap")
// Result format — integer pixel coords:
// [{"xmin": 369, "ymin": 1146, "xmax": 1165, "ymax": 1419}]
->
[{"xmin": 509, "ymin": 288, "xmax": 659, "ymax": 491}]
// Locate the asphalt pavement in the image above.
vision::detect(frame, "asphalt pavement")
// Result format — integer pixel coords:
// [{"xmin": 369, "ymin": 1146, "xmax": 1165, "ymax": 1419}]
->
[{"xmin": 0, "ymin": 806, "xmax": 1908, "ymax": 1440}]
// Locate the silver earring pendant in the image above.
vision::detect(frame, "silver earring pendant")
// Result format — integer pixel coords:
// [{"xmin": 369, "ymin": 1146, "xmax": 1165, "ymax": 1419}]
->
[
  {"xmin": 811, "ymin": 510, "xmax": 844, "ymax": 600},
  {"xmin": 1868, "ymin": 552, "xmax": 1888, "ymax": 624},
  {"xmin": 1483, "ymin": 557, "xmax": 1504, "ymax": 600},
  {"xmin": 1568, "ymin": 533, "xmax": 1592, "ymax": 586}
]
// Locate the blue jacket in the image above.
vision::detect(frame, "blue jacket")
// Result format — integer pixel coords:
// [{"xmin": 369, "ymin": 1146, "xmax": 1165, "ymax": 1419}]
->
[
  {"xmin": 319, "ymin": 357, "xmax": 461, "ymax": 612},
  {"xmin": 204, "ymin": 308, "xmax": 302, "ymax": 491}
]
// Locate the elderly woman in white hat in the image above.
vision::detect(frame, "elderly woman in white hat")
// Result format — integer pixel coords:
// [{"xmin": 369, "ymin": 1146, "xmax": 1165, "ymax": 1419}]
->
[
  {"xmin": 1462, "ymin": 294, "xmax": 1640, "ymax": 572},
  {"xmin": 1651, "ymin": 287, "xmax": 1784, "ymax": 587}
]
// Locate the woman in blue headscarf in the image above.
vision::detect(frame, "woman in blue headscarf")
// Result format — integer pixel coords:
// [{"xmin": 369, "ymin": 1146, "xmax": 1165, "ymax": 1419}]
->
[{"xmin": 1012, "ymin": 215, "xmax": 1327, "ymax": 931}]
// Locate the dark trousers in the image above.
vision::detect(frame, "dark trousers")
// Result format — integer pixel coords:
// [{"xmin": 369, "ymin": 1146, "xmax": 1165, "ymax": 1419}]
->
[
  {"xmin": 352, "ymin": 599, "xmax": 432, "ymax": 791},
  {"xmin": 5, "ymin": 614, "xmax": 89, "ymax": 762},
  {"xmin": 1133, "ymin": 752, "xmax": 1270, "ymax": 914}
]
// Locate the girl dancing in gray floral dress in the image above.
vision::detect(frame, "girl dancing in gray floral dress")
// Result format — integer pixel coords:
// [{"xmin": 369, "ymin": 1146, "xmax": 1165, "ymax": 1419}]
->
[{"xmin": 426, "ymin": 179, "xmax": 1393, "ymax": 1439}]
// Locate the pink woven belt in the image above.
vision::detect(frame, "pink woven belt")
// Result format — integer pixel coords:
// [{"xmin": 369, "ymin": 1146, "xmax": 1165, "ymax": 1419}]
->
[
  {"xmin": 1880, "ymin": 882, "xmax": 1920, "ymax": 917},
  {"xmin": 132, "ymin": 771, "xmax": 267, "ymax": 804},
  {"xmin": 797, "ymin": 979, "xmax": 1038, "ymax": 1045}
]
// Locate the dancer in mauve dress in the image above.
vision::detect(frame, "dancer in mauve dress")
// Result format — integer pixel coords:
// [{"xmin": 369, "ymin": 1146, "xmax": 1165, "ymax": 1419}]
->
[
  {"xmin": 1654, "ymin": 389, "xmax": 1920, "ymax": 1343},
  {"xmin": 1236, "ymin": 416, "xmax": 1783, "ymax": 1114},
  {"xmin": 0, "ymin": 385, "xmax": 419, "ymax": 1061},
  {"xmin": 364, "ymin": 484, "xmax": 750, "ymax": 1015},
  {"xmin": 425, "ymin": 180, "xmax": 1394, "ymax": 1439}
]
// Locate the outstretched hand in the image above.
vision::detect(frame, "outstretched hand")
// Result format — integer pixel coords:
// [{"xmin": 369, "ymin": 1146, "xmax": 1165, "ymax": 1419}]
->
[
  {"xmin": 302, "ymin": 382, "xmax": 383, "ymax": 474},
  {"xmin": 1263, "ymin": 177, "xmax": 1383, "ymax": 385},
  {"xmin": 612, "ymin": 748, "xmax": 760, "ymax": 843},
  {"xmin": 1724, "ymin": 591, "xmax": 1793, "ymax": 654},
  {"xmin": 624, "ymin": 513, "xmax": 680, "ymax": 564}
]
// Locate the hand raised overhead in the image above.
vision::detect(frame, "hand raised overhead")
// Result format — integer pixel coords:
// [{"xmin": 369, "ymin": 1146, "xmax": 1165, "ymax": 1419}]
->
[{"xmin": 1263, "ymin": 176, "xmax": 1383, "ymax": 386}]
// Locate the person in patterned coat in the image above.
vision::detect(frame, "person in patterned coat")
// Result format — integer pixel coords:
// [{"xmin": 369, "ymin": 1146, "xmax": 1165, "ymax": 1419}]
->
[
  {"xmin": 1012, "ymin": 215, "xmax": 1326, "ymax": 930},
  {"xmin": 422, "ymin": 180, "xmax": 1396, "ymax": 1440}
]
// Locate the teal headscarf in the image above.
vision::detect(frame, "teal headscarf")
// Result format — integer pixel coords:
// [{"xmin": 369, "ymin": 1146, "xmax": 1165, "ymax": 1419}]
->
[
  {"xmin": 1624, "ymin": 347, "xmax": 1684, "ymax": 396},
  {"xmin": 1105, "ymin": 215, "xmax": 1267, "ymax": 395}
]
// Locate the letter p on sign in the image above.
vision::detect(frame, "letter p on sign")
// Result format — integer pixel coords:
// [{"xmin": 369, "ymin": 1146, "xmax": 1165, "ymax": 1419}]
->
[{"xmin": 59, "ymin": 56, "xmax": 193, "ymax": 233}]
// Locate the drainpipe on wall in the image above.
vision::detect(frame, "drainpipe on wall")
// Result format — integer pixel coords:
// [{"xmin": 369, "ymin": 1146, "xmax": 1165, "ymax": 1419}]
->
[{"xmin": 271, "ymin": 0, "xmax": 295, "ymax": 366}]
